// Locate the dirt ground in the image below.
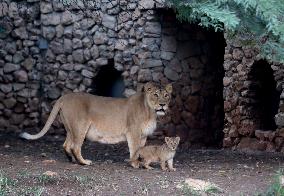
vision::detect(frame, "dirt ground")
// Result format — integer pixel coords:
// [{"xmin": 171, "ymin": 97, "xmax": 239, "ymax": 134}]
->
[{"xmin": 0, "ymin": 131, "xmax": 283, "ymax": 196}]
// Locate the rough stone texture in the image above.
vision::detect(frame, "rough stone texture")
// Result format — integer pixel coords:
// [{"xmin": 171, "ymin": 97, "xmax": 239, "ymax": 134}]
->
[
  {"xmin": 0, "ymin": 0, "xmax": 41, "ymax": 130},
  {"xmin": 138, "ymin": 0, "xmax": 155, "ymax": 9},
  {"xmin": 275, "ymin": 113, "xmax": 284, "ymax": 127},
  {"xmin": 164, "ymin": 67, "xmax": 179, "ymax": 81},
  {"xmin": 222, "ymin": 34, "xmax": 284, "ymax": 152},
  {"xmin": 102, "ymin": 14, "xmax": 116, "ymax": 30}
]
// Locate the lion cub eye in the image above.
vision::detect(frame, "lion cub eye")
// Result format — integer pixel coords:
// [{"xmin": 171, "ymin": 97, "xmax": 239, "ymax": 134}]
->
[
  {"xmin": 164, "ymin": 94, "xmax": 169, "ymax": 98},
  {"xmin": 154, "ymin": 93, "xmax": 159, "ymax": 97}
]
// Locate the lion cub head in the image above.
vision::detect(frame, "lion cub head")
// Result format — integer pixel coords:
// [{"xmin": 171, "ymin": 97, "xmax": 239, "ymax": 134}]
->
[
  {"xmin": 165, "ymin": 136, "xmax": 180, "ymax": 150},
  {"xmin": 143, "ymin": 82, "xmax": 173, "ymax": 116}
]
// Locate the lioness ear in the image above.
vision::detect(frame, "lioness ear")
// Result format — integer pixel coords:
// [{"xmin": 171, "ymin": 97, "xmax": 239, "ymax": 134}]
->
[
  {"xmin": 144, "ymin": 82, "xmax": 154, "ymax": 92},
  {"xmin": 165, "ymin": 84, "xmax": 173, "ymax": 94}
]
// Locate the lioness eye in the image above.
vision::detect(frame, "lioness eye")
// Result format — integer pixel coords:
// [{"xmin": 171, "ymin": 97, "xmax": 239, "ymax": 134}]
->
[
  {"xmin": 154, "ymin": 93, "xmax": 159, "ymax": 97},
  {"xmin": 164, "ymin": 94, "xmax": 168, "ymax": 97}
]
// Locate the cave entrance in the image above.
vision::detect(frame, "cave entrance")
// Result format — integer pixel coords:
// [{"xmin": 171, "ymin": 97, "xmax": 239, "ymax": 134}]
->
[
  {"xmin": 157, "ymin": 9, "xmax": 226, "ymax": 147},
  {"xmin": 92, "ymin": 59, "xmax": 125, "ymax": 98},
  {"xmin": 248, "ymin": 60, "xmax": 280, "ymax": 130}
]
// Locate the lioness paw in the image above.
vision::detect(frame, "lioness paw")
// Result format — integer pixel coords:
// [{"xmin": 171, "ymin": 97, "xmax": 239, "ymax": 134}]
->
[
  {"xmin": 130, "ymin": 161, "xmax": 140, "ymax": 168},
  {"xmin": 82, "ymin": 159, "xmax": 92, "ymax": 165}
]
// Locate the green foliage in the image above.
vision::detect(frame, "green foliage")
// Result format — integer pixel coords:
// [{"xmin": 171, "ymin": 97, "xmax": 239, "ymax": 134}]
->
[
  {"xmin": 257, "ymin": 170, "xmax": 284, "ymax": 196},
  {"xmin": 37, "ymin": 173, "xmax": 58, "ymax": 185},
  {"xmin": 179, "ymin": 182, "xmax": 223, "ymax": 196},
  {"xmin": 233, "ymin": 0, "xmax": 284, "ymax": 41},
  {"xmin": 169, "ymin": 0, "xmax": 240, "ymax": 32},
  {"xmin": 19, "ymin": 187, "xmax": 44, "ymax": 196},
  {"xmin": 168, "ymin": 0, "xmax": 284, "ymax": 63},
  {"xmin": 0, "ymin": 172, "xmax": 17, "ymax": 196}
]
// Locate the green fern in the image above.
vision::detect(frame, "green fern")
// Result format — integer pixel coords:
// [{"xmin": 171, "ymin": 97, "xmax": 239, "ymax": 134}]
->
[
  {"xmin": 168, "ymin": 0, "xmax": 284, "ymax": 63},
  {"xmin": 171, "ymin": 0, "xmax": 240, "ymax": 32}
]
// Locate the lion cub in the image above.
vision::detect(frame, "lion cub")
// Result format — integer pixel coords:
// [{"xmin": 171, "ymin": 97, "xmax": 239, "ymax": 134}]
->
[{"xmin": 131, "ymin": 136, "xmax": 180, "ymax": 171}]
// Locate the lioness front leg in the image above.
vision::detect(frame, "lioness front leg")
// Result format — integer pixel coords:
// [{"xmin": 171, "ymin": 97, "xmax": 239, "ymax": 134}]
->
[
  {"xmin": 140, "ymin": 136, "xmax": 147, "ymax": 147},
  {"xmin": 126, "ymin": 132, "xmax": 141, "ymax": 168},
  {"xmin": 126, "ymin": 132, "xmax": 141, "ymax": 159}
]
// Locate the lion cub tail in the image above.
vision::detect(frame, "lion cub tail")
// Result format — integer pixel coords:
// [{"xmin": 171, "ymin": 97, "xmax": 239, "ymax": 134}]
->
[{"xmin": 19, "ymin": 98, "xmax": 63, "ymax": 140}]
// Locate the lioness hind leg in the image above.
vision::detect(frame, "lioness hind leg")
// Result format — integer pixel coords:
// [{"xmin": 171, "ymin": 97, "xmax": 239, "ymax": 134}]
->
[
  {"xmin": 70, "ymin": 123, "xmax": 92, "ymax": 165},
  {"xmin": 71, "ymin": 143, "xmax": 92, "ymax": 165},
  {"xmin": 63, "ymin": 133, "xmax": 75, "ymax": 162},
  {"xmin": 60, "ymin": 112, "xmax": 75, "ymax": 162}
]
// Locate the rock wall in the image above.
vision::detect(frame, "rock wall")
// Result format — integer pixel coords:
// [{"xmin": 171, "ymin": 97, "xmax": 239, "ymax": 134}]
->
[
  {"xmin": 1, "ymin": 0, "xmax": 283, "ymax": 151},
  {"xmin": 0, "ymin": 0, "xmax": 41, "ymax": 131},
  {"xmin": 0, "ymin": 0, "xmax": 225, "ymax": 147},
  {"xmin": 154, "ymin": 12, "xmax": 225, "ymax": 147},
  {"xmin": 38, "ymin": 2, "xmax": 226, "ymax": 146},
  {"xmin": 222, "ymin": 35, "xmax": 284, "ymax": 151}
]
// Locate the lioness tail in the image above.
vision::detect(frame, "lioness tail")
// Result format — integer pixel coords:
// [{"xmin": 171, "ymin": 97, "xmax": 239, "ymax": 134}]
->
[{"xmin": 19, "ymin": 98, "xmax": 62, "ymax": 140}]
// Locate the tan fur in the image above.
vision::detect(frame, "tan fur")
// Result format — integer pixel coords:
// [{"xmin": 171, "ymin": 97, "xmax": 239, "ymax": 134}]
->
[
  {"xmin": 20, "ymin": 82, "xmax": 173, "ymax": 166},
  {"xmin": 131, "ymin": 136, "xmax": 180, "ymax": 171}
]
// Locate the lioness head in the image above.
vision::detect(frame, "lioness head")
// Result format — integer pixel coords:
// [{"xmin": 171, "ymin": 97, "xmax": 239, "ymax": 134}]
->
[
  {"xmin": 165, "ymin": 136, "xmax": 180, "ymax": 150},
  {"xmin": 143, "ymin": 82, "xmax": 173, "ymax": 116}
]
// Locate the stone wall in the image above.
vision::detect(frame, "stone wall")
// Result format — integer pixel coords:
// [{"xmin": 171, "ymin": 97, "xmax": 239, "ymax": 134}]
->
[
  {"xmin": 0, "ymin": 0, "xmax": 41, "ymax": 131},
  {"xmin": 1, "ymin": 0, "xmax": 283, "ymax": 151},
  {"xmin": 0, "ymin": 0, "xmax": 225, "ymax": 147},
  {"xmin": 222, "ymin": 35, "xmax": 284, "ymax": 151},
  {"xmin": 154, "ymin": 11, "xmax": 225, "ymax": 147}
]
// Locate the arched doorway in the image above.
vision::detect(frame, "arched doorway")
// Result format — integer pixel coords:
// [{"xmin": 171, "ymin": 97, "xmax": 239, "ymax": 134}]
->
[
  {"xmin": 92, "ymin": 59, "xmax": 125, "ymax": 98},
  {"xmin": 248, "ymin": 60, "xmax": 280, "ymax": 130}
]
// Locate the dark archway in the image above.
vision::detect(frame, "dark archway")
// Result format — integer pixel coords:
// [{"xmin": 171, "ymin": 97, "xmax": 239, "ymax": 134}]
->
[
  {"xmin": 248, "ymin": 60, "xmax": 280, "ymax": 130},
  {"xmin": 157, "ymin": 9, "xmax": 226, "ymax": 147},
  {"xmin": 201, "ymin": 29, "xmax": 225, "ymax": 147},
  {"xmin": 92, "ymin": 59, "xmax": 125, "ymax": 98}
]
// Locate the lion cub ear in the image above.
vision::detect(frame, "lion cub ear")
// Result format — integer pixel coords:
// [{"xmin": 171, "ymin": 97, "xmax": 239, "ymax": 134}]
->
[
  {"xmin": 175, "ymin": 136, "xmax": 180, "ymax": 143},
  {"xmin": 165, "ymin": 137, "xmax": 170, "ymax": 144},
  {"xmin": 165, "ymin": 84, "xmax": 173, "ymax": 94},
  {"xmin": 143, "ymin": 82, "xmax": 155, "ymax": 92}
]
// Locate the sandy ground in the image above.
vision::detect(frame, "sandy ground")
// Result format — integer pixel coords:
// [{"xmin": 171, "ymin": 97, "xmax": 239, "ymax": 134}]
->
[{"xmin": 0, "ymin": 131, "xmax": 283, "ymax": 196}]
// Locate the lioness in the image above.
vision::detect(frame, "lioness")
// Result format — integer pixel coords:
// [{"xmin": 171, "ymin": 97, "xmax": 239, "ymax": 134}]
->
[{"xmin": 20, "ymin": 82, "xmax": 172, "ymax": 165}]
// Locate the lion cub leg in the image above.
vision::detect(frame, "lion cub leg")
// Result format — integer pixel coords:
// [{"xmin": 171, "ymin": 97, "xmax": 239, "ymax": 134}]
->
[
  {"xmin": 160, "ymin": 161, "xmax": 167, "ymax": 171},
  {"xmin": 143, "ymin": 159, "xmax": 154, "ymax": 170},
  {"xmin": 167, "ymin": 159, "xmax": 176, "ymax": 171},
  {"xmin": 130, "ymin": 160, "xmax": 140, "ymax": 168}
]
